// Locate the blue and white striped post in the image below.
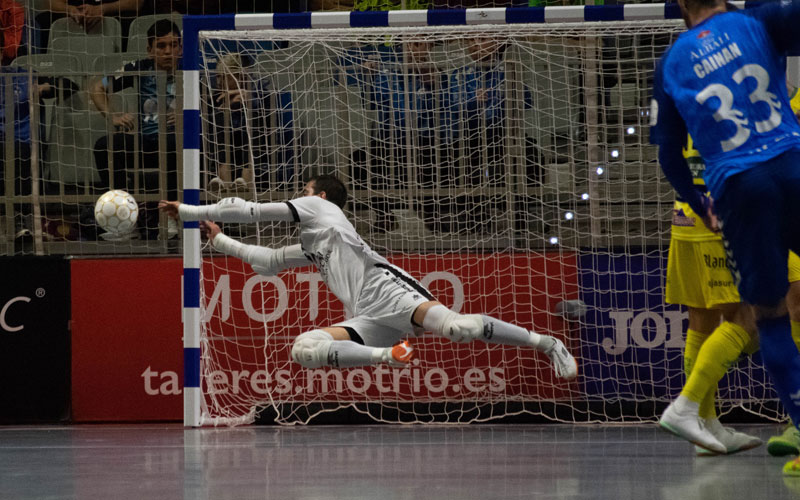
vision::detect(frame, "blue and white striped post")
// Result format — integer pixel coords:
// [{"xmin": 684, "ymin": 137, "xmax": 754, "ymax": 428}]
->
[
  {"xmin": 179, "ymin": 2, "xmax": 759, "ymax": 426},
  {"xmin": 182, "ymin": 15, "xmax": 236, "ymax": 427}
]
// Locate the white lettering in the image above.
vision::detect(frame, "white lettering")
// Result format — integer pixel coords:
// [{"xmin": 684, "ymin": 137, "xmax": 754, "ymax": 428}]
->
[
  {"xmin": 420, "ymin": 272, "xmax": 464, "ymax": 312},
  {"xmin": 604, "ymin": 310, "xmax": 687, "ymax": 354},
  {"xmin": 463, "ymin": 367, "xmax": 486, "ymax": 392},
  {"xmin": 141, "ymin": 366, "xmax": 160, "ymax": 396},
  {"xmin": 243, "ymin": 275, "xmax": 288, "ymax": 322},
  {"xmin": 296, "ymin": 273, "xmax": 323, "ymax": 321},
  {"xmin": 0, "ymin": 296, "xmax": 30, "ymax": 332},
  {"xmin": 346, "ymin": 369, "xmax": 372, "ymax": 393}
]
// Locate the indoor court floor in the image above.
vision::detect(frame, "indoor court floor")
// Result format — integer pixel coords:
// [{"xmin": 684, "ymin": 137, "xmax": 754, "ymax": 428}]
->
[{"xmin": 1, "ymin": 423, "xmax": 798, "ymax": 499}]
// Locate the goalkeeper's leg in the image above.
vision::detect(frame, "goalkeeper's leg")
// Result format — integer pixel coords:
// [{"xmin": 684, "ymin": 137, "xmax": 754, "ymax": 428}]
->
[
  {"xmin": 416, "ymin": 302, "xmax": 577, "ymax": 380},
  {"xmin": 290, "ymin": 328, "xmax": 414, "ymax": 369}
]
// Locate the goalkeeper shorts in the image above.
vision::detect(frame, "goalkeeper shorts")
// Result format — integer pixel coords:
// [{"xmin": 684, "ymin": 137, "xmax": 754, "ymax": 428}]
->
[{"xmin": 334, "ymin": 263, "xmax": 433, "ymax": 347}]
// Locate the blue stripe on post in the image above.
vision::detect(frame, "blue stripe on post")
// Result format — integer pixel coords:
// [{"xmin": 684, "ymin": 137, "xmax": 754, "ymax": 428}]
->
[
  {"xmin": 182, "ymin": 14, "xmax": 236, "ymax": 71},
  {"xmin": 183, "ymin": 221, "xmax": 199, "ymax": 229},
  {"xmin": 506, "ymin": 7, "xmax": 545, "ymax": 24},
  {"xmin": 585, "ymin": 5, "xmax": 624, "ymax": 21},
  {"xmin": 428, "ymin": 9, "xmax": 466, "ymax": 26},
  {"xmin": 351, "ymin": 10, "xmax": 388, "ymax": 27},
  {"xmin": 273, "ymin": 12, "xmax": 312, "ymax": 29},
  {"xmin": 183, "ymin": 109, "xmax": 200, "ymax": 150},
  {"xmin": 184, "ymin": 347, "xmax": 201, "ymax": 388},
  {"xmin": 183, "ymin": 188, "xmax": 200, "ymax": 206},
  {"xmin": 183, "ymin": 267, "xmax": 200, "ymax": 308}
]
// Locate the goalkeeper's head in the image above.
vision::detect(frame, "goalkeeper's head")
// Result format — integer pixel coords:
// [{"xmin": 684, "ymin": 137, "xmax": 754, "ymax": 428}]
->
[{"xmin": 306, "ymin": 174, "xmax": 347, "ymax": 209}]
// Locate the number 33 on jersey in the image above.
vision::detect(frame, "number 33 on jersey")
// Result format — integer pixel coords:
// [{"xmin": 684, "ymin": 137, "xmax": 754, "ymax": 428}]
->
[{"xmin": 649, "ymin": 3, "xmax": 800, "ymax": 200}]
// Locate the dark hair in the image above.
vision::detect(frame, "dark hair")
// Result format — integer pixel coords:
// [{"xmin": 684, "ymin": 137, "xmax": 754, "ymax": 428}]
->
[
  {"xmin": 682, "ymin": 0, "xmax": 724, "ymax": 11},
  {"xmin": 309, "ymin": 174, "xmax": 347, "ymax": 209},
  {"xmin": 147, "ymin": 20, "xmax": 181, "ymax": 48}
]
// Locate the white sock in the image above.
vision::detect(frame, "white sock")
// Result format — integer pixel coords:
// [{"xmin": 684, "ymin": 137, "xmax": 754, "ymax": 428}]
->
[
  {"xmin": 481, "ymin": 315, "xmax": 556, "ymax": 350},
  {"xmin": 326, "ymin": 341, "xmax": 383, "ymax": 368},
  {"xmin": 422, "ymin": 304, "xmax": 450, "ymax": 332}
]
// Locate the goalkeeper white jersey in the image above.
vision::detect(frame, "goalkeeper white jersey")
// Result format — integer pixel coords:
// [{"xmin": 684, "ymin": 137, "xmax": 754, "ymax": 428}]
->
[{"xmin": 286, "ymin": 196, "xmax": 393, "ymax": 317}]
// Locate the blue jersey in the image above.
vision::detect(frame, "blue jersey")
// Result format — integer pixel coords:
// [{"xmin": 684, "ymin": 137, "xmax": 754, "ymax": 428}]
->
[{"xmin": 650, "ymin": 1, "xmax": 800, "ymax": 201}]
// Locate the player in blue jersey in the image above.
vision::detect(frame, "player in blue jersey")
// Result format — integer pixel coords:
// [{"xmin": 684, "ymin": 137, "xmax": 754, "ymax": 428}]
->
[{"xmin": 649, "ymin": 0, "xmax": 800, "ymax": 474}]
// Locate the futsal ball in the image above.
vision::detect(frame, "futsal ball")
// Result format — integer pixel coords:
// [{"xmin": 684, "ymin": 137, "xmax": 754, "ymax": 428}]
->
[{"xmin": 94, "ymin": 190, "xmax": 138, "ymax": 235}]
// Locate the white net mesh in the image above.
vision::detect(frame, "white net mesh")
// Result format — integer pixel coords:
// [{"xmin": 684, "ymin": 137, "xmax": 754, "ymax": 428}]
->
[{"xmin": 195, "ymin": 21, "xmax": 783, "ymax": 425}]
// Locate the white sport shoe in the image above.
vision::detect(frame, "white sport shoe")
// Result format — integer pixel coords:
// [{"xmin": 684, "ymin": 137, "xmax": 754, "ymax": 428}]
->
[
  {"xmin": 542, "ymin": 336, "xmax": 578, "ymax": 380},
  {"xmin": 659, "ymin": 402, "xmax": 726, "ymax": 454},
  {"xmin": 705, "ymin": 418, "xmax": 762, "ymax": 454}
]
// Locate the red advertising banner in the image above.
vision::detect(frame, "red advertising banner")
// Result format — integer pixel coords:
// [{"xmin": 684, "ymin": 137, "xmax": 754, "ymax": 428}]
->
[
  {"xmin": 200, "ymin": 252, "xmax": 580, "ymax": 415},
  {"xmin": 71, "ymin": 258, "xmax": 183, "ymax": 422},
  {"xmin": 70, "ymin": 252, "xmax": 578, "ymax": 422}
]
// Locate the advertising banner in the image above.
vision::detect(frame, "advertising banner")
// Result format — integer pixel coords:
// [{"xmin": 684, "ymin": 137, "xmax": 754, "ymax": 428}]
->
[
  {"xmin": 70, "ymin": 252, "xmax": 580, "ymax": 421},
  {"xmin": 578, "ymin": 251, "xmax": 775, "ymax": 402},
  {"xmin": 71, "ymin": 258, "xmax": 183, "ymax": 421},
  {"xmin": 0, "ymin": 257, "xmax": 70, "ymax": 423},
  {"xmin": 199, "ymin": 252, "xmax": 580, "ymax": 408}
]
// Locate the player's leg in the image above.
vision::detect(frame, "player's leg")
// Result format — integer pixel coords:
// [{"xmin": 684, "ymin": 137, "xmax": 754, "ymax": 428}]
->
[
  {"xmin": 290, "ymin": 326, "xmax": 413, "ymax": 369},
  {"xmin": 413, "ymin": 301, "xmax": 578, "ymax": 380},
  {"xmin": 768, "ymin": 257, "xmax": 800, "ymax": 457},
  {"xmin": 659, "ymin": 305, "xmax": 749, "ymax": 454},
  {"xmin": 712, "ymin": 152, "xmax": 800, "ymax": 473},
  {"xmin": 684, "ymin": 307, "xmax": 720, "ymax": 423}
]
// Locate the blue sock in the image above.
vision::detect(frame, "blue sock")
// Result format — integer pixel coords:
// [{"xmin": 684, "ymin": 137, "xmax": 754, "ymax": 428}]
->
[{"xmin": 758, "ymin": 315, "xmax": 800, "ymax": 427}]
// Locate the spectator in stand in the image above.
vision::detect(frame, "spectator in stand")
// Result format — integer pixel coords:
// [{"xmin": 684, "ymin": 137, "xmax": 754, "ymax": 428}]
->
[
  {"xmin": 0, "ymin": 63, "xmax": 63, "ymax": 238},
  {"xmin": 449, "ymin": 35, "xmax": 541, "ymax": 233},
  {"xmin": 90, "ymin": 19, "xmax": 180, "ymax": 240},
  {"xmin": 207, "ymin": 53, "xmax": 257, "ymax": 195},
  {"xmin": 351, "ymin": 38, "xmax": 455, "ymax": 233},
  {"xmin": 0, "ymin": 0, "xmax": 23, "ymax": 65},
  {"xmin": 48, "ymin": 0, "xmax": 143, "ymax": 33}
]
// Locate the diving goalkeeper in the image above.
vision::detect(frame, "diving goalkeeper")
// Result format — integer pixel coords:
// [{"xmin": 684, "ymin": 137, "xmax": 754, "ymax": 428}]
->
[{"xmin": 159, "ymin": 174, "xmax": 577, "ymax": 379}]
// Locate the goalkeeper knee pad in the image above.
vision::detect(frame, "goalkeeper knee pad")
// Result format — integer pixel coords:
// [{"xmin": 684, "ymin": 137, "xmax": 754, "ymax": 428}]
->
[
  {"xmin": 436, "ymin": 311, "xmax": 484, "ymax": 343},
  {"xmin": 291, "ymin": 330, "xmax": 334, "ymax": 368}
]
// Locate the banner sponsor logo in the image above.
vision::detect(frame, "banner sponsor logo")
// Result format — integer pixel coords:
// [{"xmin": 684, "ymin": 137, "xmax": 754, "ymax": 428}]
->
[{"xmin": 0, "ymin": 257, "xmax": 69, "ymax": 422}]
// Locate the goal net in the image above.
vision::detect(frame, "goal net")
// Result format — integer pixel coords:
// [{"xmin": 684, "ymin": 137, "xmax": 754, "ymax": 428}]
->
[{"xmin": 190, "ymin": 13, "xmax": 782, "ymax": 425}]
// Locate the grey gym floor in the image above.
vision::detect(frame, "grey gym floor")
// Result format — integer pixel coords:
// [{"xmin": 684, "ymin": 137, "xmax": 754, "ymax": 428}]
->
[{"xmin": 1, "ymin": 424, "xmax": 798, "ymax": 500}]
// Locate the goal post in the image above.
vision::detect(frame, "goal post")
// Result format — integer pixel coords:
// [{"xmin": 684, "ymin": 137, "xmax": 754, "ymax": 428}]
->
[{"xmin": 181, "ymin": 3, "xmax": 780, "ymax": 427}]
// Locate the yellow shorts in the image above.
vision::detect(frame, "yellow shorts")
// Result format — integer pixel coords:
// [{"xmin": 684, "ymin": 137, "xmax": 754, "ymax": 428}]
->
[{"xmin": 666, "ymin": 238, "xmax": 800, "ymax": 308}]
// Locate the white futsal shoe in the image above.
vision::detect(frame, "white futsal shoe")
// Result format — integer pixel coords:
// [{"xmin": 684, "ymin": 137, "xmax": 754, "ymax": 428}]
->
[
  {"xmin": 693, "ymin": 418, "xmax": 762, "ymax": 456},
  {"xmin": 542, "ymin": 336, "xmax": 578, "ymax": 380},
  {"xmin": 659, "ymin": 399, "xmax": 726, "ymax": 454}
]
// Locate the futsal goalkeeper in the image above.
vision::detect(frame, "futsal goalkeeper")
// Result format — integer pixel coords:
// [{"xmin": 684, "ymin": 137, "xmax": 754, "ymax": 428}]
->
[
  {"xmin": 159, "ymin": 174, "xmax": 578, "ymax": 379},
  {"xmin": 660, "ymin": 133, "xmax": 800, "ymax": 455}
]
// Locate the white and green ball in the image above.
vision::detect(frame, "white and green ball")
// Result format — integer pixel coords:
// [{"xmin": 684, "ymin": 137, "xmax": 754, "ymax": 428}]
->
[{"xmin": 94, "ymin": 190, "xmax": 138, "ymax": 235}]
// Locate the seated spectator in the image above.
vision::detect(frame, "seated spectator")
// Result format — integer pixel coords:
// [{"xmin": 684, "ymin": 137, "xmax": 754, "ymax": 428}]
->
[
  {"xmin": 0, "ymin": 63, "xmax": 62, "ymax": 238},
  {"xmin": 90, "ymin": 18, "xmax": 180, "ymax": 240},
  {"xmin": 48, "ymin": 0, "xmax": 142, "ymax": 33},
  {"xmin": 207, "ymin": 53, "xmax": 255, "ymax": 194}
]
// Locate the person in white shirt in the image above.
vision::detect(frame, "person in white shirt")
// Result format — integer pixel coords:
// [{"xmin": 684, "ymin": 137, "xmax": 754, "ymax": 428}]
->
[{"xmin": 160, "ymin": 174, "xmax": 577, "ymax": 378}]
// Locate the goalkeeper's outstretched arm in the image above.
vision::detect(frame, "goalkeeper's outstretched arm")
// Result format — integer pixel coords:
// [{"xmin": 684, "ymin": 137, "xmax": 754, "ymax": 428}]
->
[
  {"xmin": 159, "ymin": 197, "xmax": 296, "ymax": 224},
  {"xmin": 203, "ymin": 221, "xmax": 309, "ymax": 276}
]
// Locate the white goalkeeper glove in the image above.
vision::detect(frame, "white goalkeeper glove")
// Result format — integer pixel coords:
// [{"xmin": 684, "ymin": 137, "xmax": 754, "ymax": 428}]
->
[{"xmin": 212, "ymin": 233, "xmax": 308, "ymax": 276}]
